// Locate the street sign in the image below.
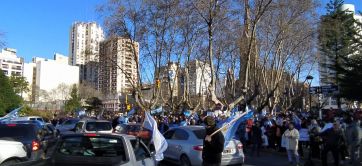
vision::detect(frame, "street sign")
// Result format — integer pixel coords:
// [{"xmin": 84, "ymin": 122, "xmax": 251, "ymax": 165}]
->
[
  {"xmin": 320, "ymin": 85, "xmax": 338, "ymax": 94},
  {"xmin": 309, "ymin": 87, "xmax": 319, "ymax": 94},
  {"xmin": 309, "ymin": 85, "xmax": 338, "ymax": 94}
]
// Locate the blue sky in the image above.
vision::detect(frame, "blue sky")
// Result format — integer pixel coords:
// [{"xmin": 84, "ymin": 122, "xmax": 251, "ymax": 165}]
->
[
  {"xmin": 0, "ymin": 0, "xmax": 103, "ymax": 62},
  {"xmin": 0, "ymin": 0, "xmax": 361, "ymax": 86}
]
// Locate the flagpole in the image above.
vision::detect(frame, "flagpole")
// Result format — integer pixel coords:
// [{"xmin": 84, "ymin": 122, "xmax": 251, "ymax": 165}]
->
[{"xmin": 209, "ymin": 111, "xmax": 248, "ymax": 137}]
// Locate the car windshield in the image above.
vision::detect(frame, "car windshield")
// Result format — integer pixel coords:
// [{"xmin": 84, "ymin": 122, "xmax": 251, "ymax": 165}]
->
[
  {"xmin": 0, "ymin": 125, "xmax": 36, "ymax": 141},
  {"xmin": 58, "ymin": 136, "xmax": 126, "ymax": 159},
  {"xmin": 86, "ymin": 122, "xmax": 112, "ymax": 131},
  {"xmin": 192, "ymin": 129, "xmax": 206, "ymax": 139}
]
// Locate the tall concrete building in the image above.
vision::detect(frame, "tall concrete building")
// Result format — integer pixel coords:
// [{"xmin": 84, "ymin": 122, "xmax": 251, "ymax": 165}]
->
[
  {"xmin": 188, "ymin": 60, "xmax": 212, "ymax": 96},
  {"xmin": 23, "ymin": 54, "xmax": 79, "ymax": 102},
  {"xmin": 69, "ymin": 22, "xmax": 104, "ymax": 88},
  {"xmin": 99, "ymin": 37, "xmax": 139, "ymax": 97},
  {"xmin": 155, "ymin": 62, "xmax": 181, "ymax": 97},
  {"xmin": 0, "ymin": 48, "xmax": 23, "ymax": 77},
  {"xmin": 69, "ymin": 22, "xmax": 104, "ymax": 65}
]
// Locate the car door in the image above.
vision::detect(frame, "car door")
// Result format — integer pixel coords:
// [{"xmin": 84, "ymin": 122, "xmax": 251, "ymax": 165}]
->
[
  {"xmin": 130, "ymin": 139, "xmax": 155, "ymax": 166},
  {"xmin": 163, "ymin": 129, "xmax": 176, "ymax": 159},
  {"xmin": 169, "ymin": 129, "xmax": 189, "ymax": 160}
]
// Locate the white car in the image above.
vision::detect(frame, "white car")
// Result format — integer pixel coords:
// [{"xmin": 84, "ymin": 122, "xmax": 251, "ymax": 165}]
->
[
  {"xmin": 0, "ymin": 140, "xmax": 27, "ymax": 165},
  {"xmin": 13, "ymin": 116, "xmax": 45, "ymax": 123},
  {"xmin": 74, "ymin": 119, "xmax": 113, "ymax": 134}
]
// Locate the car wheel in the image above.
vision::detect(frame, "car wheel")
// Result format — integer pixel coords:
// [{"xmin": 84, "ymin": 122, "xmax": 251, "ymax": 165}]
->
[
  {"xmin": 180, "ymin": 155, "xmax": 191, "ymax": 166},
  {"xmin": 1, "ymin": 159, "xmax": 20, "ymax": 166}
]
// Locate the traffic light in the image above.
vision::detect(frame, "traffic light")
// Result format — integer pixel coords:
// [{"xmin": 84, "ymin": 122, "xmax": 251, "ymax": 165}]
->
[
  {"xmin": 126, "ymin": 104, "xmax": 131, "ymax": 111},
  {"xmin": 156, "ymin": 79, "xmax": 161, "ymax": 88}
]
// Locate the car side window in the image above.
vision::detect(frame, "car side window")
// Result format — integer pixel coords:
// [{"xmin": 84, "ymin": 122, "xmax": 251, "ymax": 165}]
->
[
  {"xmin": 75, "ymin": 122, "xmax": 84, "ymax": 131},
  {"xmin": 130, "ymin": 140, "xmax": 151, "ymax": 161},
  {"xmin": 163, "ymin": 130, "xmax": 175, "ymax": 139},
  {"xmin": 172, "ymin": 129, "xmax": 189, "ymax": 140}
]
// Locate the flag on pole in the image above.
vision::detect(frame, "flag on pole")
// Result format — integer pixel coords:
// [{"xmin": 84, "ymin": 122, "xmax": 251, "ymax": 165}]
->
[
  {"xmin": 150, "ymin": 106, "xmax": 163, "ymax": 115},
  {"xmin": 219, "ymin": 106, "xmax": 254, "ymax": 147},
  {"xmin": 127, "ymin": 108, "xmax": 136, "ymax": 117},
  {"xmin": 0, "ymin": 106, "xmax": 22, "ymax": 122},
  {"xmin": 143, "ymin": 111, "xmax": 168, "ymax": 161}
]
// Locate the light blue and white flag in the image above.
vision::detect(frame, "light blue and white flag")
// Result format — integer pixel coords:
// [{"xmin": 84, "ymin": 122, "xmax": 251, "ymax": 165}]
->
[
  {"xmin": 127, "ymin": 108, "xmax": 136, "ymax": 117},
  {"xmin": 150, "ymin": 106, "xmax": 163, "ymax": 115},
  {"xmin": 143, "ymin": 111, "xmax": 168, "ymax": 161},
  {"xmin": 0, "ymin": 106, "xmax": 22, "ymax": 122},
  {"xmin": 220, "ymin": 106, "xmax": 254, "ymax": 147}
]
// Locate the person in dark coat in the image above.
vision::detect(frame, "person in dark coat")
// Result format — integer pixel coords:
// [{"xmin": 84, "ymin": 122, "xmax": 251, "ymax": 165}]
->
[
  {"xmin": 251, "ymin": 121, "xmax": 263, "ymax": 156},
  {"xmin": 320, "ymin": 121, "xmax": 345, "ymax": 166},
  {"xmin": 202, "ymin": 116, "xmax": 225, "ymax": 166}
]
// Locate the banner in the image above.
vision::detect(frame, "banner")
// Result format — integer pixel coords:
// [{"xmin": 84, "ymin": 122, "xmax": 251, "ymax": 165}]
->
[{"xmin": 0, "ymin": 106, "xmax": 22, "ymax": 122}]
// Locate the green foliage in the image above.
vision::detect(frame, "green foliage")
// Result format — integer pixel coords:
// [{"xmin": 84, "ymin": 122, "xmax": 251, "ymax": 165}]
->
[
  {"xmin": 64, "ymin": 84, "xmax": 81, "ymax": 113},
  {"xmin": 85, "ymin": 97, "xmax": 103, "ymax": 111},
  {"xmin": 0, "ymin": 72, "xmax": 22, "ymax": 115},
  {"xmin": 319, "ymin": 0, "xmax": 359, "ymax": 85},
  {"xmin": 20, "ymin": 105, "xmax": 53, "ymax": 120},
  {"xmin": 9, "ymin": 75, "xmax": 29, "ymax": 95},
  {"xmin": 340, "ymin": 54, "xmax": 362, "ymax": 101}
]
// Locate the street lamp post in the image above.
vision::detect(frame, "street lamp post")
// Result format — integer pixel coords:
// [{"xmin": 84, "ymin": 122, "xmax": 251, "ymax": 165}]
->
[{"xmin": 306, "ymin": 75, "xmax": 314, "ymax": 113}]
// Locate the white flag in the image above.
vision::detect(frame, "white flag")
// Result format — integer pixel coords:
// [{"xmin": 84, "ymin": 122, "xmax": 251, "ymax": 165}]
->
[{"xmin": 143, "ymin": 111, "xmax": 168, "ymax": 161}]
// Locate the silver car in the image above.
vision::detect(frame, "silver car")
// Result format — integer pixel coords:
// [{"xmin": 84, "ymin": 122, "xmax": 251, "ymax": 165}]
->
[
  {"xmin": 74, "ymin": 120, "xmax": 113, "ymax": 134},
  {"xmin": 163, "ymin": 126, "xmax": 244, "ymax": 166}
]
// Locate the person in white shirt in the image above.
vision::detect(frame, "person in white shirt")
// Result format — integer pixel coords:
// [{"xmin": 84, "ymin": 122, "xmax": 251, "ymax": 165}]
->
[{"xmin": 283, "ymin": 123, "xmax": 300, "ymax": 166}]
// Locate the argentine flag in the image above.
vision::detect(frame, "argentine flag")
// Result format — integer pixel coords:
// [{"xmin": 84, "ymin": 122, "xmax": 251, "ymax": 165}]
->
[
  {"xmin": 220, "ymin": 106, "xmax": 254, "ymax": 147},
  {"xmin": 0, "ymin": 106, "xmax": 22, "ymax": 122},
  {"xmin": 143, "ymin": 111, "xmax": 168, "ymax": 161}
]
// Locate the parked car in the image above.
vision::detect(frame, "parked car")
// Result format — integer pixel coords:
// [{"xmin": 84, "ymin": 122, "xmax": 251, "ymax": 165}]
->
[
  {"xmin": 55, "ymin": 118, "xmax": 79, "ymax": 134},
  {"xmin": 0, "ymin": 140, "xmax": 27, "ymax": 165},
  {"xmin": 17, "ymin": 133, "xmax": 156, "ymax": 166},
  {"xmin": 163, "ymin": 126, "xmax": 245, "ymax": 166},
  {"xmin": 0, "ymin": 123, "xmax": 48, "ymax": 161},
  {"xmin": 13, "ymin": 116, "xmax": 45, "ymax": 123},
  {"xmin": 74, "ymin": 120, "xmax": 113, "ymax": 134},
  {"xmin": 125, "ymin": 124, "xmax": 151, "ymax": 141}
]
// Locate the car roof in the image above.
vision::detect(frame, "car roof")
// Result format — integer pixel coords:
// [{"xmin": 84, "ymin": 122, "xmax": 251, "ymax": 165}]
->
[
  {"xmin": 79, "ymin": 119, "xmax": 111, "ymax": 123},
  {"xmin": 60, "ymin": 133, "xmax": 136, "ymax": 140},
  {"xmin": 177, "ymin": 125, "xmax": 205, "ymax": 131}
]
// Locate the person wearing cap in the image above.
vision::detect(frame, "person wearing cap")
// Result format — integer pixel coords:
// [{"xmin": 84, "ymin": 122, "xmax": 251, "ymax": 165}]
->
[{"xmin": 202, "ymin": 116, "xmax": 225, "ymax": 166}]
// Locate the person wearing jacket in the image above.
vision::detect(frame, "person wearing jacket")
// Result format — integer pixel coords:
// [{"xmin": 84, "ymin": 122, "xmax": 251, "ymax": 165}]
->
[
  {"xmin": 251, "ymin": 121, "xmax": 263, "ymax": 156},
  {"xmin": 320, "ymin": 121, "xmax": 344, "ymax": 166},
  {"xmin": 283, "ymin": 123, "xmax": 300, "ymax": 166},
  {"xmin": 345, "ymin": 117, "xmax": 361, "ymax": 166},
  {"xmin": 202, "ymin": 116, "xmax": 225, "ymax": 166}
]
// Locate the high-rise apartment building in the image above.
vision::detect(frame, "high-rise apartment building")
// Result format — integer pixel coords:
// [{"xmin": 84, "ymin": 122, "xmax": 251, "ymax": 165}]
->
[
  {"xmin": 99, "ymin": 37, "xmax": 139, "ymax": 96},
  {"xmin": 0, "ymin": 48, "xmax": 23, "ymax": 77},
  {"xmin": 188, "ymin": 60, "xmax": 212, "ymax": 96},
  {"xmin": 69, "ymin": 22, "xmax": 104, "ymax": 88},
  {"xmin": 69, "ymin": 22, "xmax": 104, "ymax": 65}
]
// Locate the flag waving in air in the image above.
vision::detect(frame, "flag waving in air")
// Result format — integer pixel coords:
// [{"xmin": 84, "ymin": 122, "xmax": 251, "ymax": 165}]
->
[
  {"xmin": 143, "ymin": 111, "xmax": 168, "ymax": 161},
  {"xmin": 0, "ymin": 106, "xmax": 22, "ymax": 122},
  {"xmin": 218, "ymin": 106, "xmax": 254, "ymax": 147}
]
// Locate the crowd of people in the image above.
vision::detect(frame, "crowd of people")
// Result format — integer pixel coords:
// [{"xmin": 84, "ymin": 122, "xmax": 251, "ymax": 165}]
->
[{"xmin": 50, "ymin": 106, "xmax": 362, "ymax": 166}]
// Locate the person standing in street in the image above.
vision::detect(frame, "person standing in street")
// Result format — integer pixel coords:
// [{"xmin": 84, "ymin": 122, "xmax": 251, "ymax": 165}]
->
[
  {"xmin": 345, "ymin": 117, "xmax": 361, "ymax": 166},
  {"xmin": 202, "ymin": 116, "xmax": 225, "ymax": 166},
  {"xmin": 283, "ymin": 123, "xmax": 300, "ymax": 166},
  {"xmin": 320, "ymin": 121, "xmax": 344, "ymax": 166},
  {"xmin": 251, "ymin": 121, "xmax": 263, "ymax": 156}
]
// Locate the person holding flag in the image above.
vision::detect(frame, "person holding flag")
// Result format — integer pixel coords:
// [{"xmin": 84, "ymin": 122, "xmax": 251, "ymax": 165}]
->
[{"xmin": 203, "ymin": 116, "xmax": 225, "ymax": 166}]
